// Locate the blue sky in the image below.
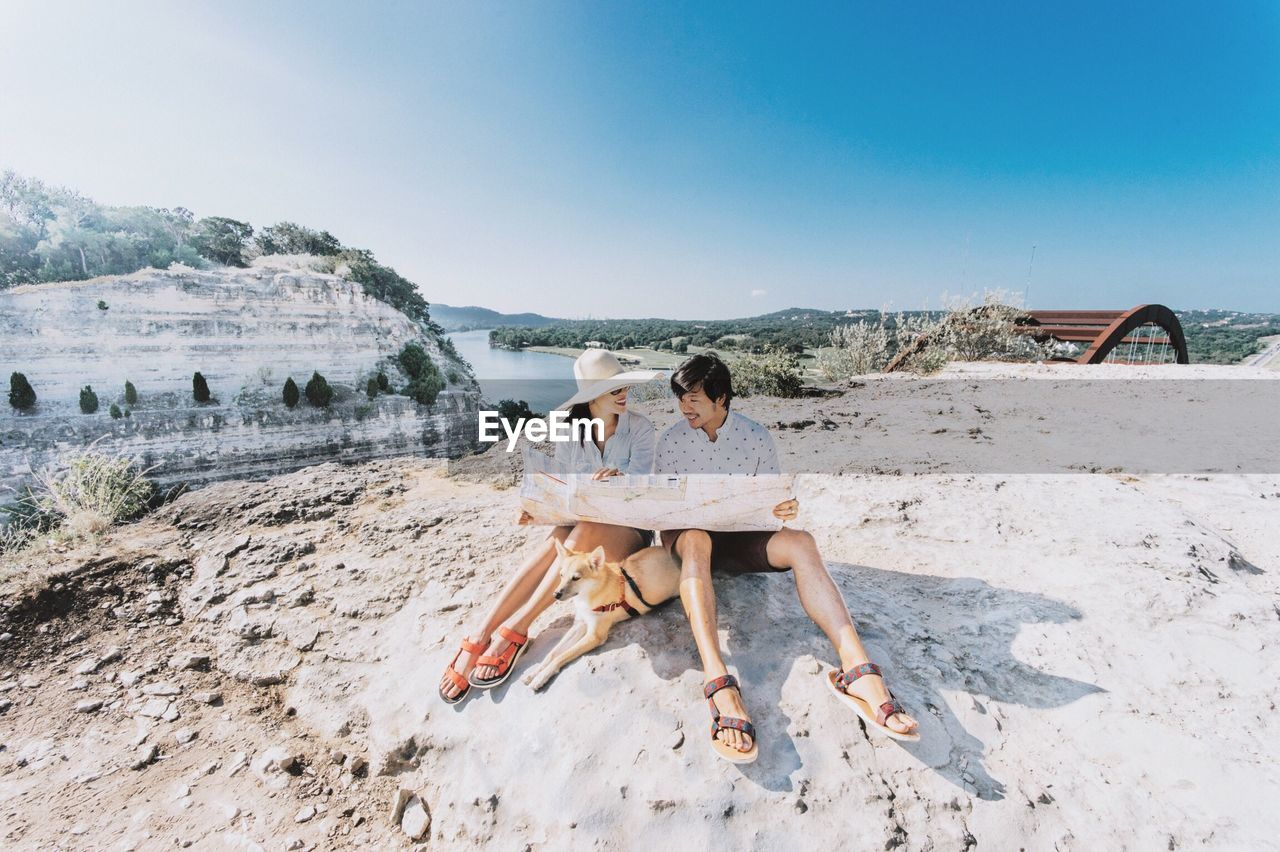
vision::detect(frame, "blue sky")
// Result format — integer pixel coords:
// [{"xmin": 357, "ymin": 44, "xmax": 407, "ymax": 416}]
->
[{"xmin": 2, "ymin": 1, "xmax": 1277, "ymax": 317}]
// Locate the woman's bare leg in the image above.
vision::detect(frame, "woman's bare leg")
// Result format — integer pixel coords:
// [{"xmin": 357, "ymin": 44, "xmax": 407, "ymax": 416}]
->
[
  {"xmin": 438, "ymin": 524, "xmax": 572, "ymax": 699},
  {"xmin": 471, "ymin": 522, "xmax": 647, "ymax": 681}
]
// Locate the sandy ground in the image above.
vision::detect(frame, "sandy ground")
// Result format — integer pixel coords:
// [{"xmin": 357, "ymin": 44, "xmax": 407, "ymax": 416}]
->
[{"xmin": 2, "ymin": 362, "xmax": 1278, "ymax": 850}]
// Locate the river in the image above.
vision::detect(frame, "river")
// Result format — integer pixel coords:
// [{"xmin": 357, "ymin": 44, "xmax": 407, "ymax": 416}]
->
[{"xmin": 446, "ymin": 329, "xmax": 579, "ymax": 414}]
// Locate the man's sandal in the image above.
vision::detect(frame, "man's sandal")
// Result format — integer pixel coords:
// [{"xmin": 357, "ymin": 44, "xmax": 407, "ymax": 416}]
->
[
  {"xmin": 439, "ymin": 637, "xmax": 490, "ymax": 705},
  {"xmin": 468, "ymin": 626, "xmax": 529, "ymax": 689},
  {"xmin": 826, "ymin": 662, "xmax": 920, "ymax": 742},
  {"xmin": 705, "ymin": 674, "xmax": 759, "ymax": 764}
]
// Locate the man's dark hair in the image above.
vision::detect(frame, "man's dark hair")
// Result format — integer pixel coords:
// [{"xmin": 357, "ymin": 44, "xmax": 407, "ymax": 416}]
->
[{"xmin": 671, "ymin": 353, "xmax": 734, "ymax": 410}]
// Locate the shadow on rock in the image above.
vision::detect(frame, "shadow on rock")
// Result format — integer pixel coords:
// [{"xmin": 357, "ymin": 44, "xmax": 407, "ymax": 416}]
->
[{"xmin": 545, "ymin": 562, "xmax": 1101, "ymax": 800}]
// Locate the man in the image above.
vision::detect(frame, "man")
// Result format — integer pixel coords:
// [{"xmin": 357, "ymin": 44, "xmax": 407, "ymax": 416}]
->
[{"xmin": 656, "ymin": 354, "xmax": 919, "ymax": 763}]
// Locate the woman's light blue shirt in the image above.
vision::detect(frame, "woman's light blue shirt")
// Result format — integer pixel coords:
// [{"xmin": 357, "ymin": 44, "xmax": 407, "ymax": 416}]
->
[{"xmin": 553, "ymin": 409, "xmax": 656, "ymax": 475}]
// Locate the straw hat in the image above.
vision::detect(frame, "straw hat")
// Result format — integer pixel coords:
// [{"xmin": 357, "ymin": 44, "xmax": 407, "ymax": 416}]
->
[{"xmin": 556, "ymin": 349, "xmax": 664, "ymax": 410}]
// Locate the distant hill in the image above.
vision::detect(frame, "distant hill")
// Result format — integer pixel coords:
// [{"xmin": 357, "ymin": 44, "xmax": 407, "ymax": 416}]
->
[{"xmin": 431, "ymin": 303, "xmax": 560, "ymax": 331}]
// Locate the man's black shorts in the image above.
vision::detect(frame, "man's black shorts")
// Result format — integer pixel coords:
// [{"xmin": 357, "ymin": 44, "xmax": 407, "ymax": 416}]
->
[{"xmin": 659, "ymin": 529, "xmax": 785, "ymax": 574}]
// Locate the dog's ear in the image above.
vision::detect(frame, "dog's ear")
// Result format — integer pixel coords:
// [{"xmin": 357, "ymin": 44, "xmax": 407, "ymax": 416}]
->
[
  {"xmin": 588, "ymin": 546, "xmax": 606, "ymax": 571},
  {"xmin": 553, "ymin": 538, "xmax": 568, "ymax": 559}
]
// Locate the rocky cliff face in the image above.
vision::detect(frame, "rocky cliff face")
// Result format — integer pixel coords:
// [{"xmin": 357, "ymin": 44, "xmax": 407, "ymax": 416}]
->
[{"xmin": 0, "ymin": 262, "xmax": 482, "ymax": 492}]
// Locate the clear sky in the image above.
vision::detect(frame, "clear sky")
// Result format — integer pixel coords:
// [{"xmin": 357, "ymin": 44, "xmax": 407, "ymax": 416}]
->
[{"xmin": 2, "ymin": 1, "xmax": 1277, "ymax": 317}]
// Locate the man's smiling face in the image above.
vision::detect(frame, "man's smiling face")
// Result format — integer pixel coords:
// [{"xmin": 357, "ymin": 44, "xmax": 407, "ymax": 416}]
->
[{"xmin": 677, "ymin": 382, "xmax": 726, "ymax": 430}]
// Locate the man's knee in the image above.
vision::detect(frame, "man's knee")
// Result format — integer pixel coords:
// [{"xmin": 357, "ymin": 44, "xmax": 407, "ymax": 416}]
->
[
  {"xmin": 675, "ymin": 529, "xmax": 712, "ymax": 559},
  {"xmin": 769, "ymin": 527, "xmax": 817, "ymax": 566}
]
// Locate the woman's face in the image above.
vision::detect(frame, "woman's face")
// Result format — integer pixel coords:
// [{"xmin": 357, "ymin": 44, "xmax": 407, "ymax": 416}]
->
[{"xmin": 590, "ymin": 385, "xmax": 630, "ymax": 416}]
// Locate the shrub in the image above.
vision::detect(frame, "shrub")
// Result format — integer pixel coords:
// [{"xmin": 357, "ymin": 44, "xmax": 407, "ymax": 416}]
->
[
  {"xmin": 305, "ymin": 371, "xmax": 333, "ymax": 407},
  {"xmin": 934, "ymin": 291, "xmax": 1046, "ymax": 362},
  {"xmin": 818, "ymin": 319, "xmax": 892, "ymax": 380},
  {"xmin": 9, "ymin": 372, "xmax": 36, "ymax": 410},
  {"xmin": 283, "ymin": 376, "xmax": 300, "ymax": 408},
  {"xmin": 29, "ymin": 451, "xmax": 156, "ymax": 539},
  {"xmin": 79, "ymin": 385, "xmax": 99, "ymax": 414},
  {"xmin": 404, "ymin": 371, "xmax": 444, "ymax": 407},
  {"xmin": 190, "ymin": 216, "xmax": 253, "ymax": 267},
  {"xmin": 109, "ymin": 403, "xmax": 122, "ymax": 419},
  {"xmin": 124, "ymin": 380, "xmax": 138, "ymax": 406},
  {"xmin": 497, "ymin": 399, "xmax": 536, "ymax": 431},
  {"xmin": 366, "ymin": 377, "xmax": 379, "ymax": 399},
  {"xmin": 446, "ymin": 369, "xmax": 460, "ymax": 385},
  {"xmin": 398, "ymin": 342, "xmax": 431, "ymax": 379},
  {"xmin": 124, "ymin": 408, "xmax": 131, "ymax": 418},
  {"xmin": 192, "ymin": 372, "xmax": 211, "ymax": 403},
  {"xmin": 375, "ymin": 371, "xmax": 390, "ymax": 392},
  {"xmin": 732, "ymin": 347, "xmax": 804, "ymax": 398},
  {"xmin": 97, "ymin": 299, "xmax": 109, "ymax": 311}
]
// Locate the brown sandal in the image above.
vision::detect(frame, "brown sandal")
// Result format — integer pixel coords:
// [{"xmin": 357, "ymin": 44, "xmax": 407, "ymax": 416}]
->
[
  {"xmin": 468, "ymin": 626, "xmax": 529, "ymax": 689},
  {"xmin": 440, "ymin": 637, "xmax": 489, "ymax": 704},
  {"xmin": 826, "ymin": 662, "xmax": 920, "ymax": 741}
]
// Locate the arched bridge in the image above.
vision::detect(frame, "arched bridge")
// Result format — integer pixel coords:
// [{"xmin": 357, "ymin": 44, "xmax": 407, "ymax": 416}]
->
[{"xmin": 1020, "ymin": 304, "xmax": 1189, "ymax": 364}]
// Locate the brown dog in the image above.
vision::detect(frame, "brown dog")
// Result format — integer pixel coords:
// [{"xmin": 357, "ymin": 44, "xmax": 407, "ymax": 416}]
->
[{"xmin": 521, "ymin": 539, "xmax": 681, "ymax": 691}]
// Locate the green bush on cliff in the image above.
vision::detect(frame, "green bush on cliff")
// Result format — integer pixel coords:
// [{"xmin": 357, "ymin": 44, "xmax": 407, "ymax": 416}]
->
[
  {"xmin": 9, "ymin": 372, "xmax": 36, "ymax": 410},
  {"xmin": 192, "ymin": 372, "xmax": 211, "ymax": 403},
  {"xmin": 124, "ymin": 380, "xmax": 138, "ymax": 406},
  {"xmin": 283, "ymin": 377, "xmax": 300, "ymax": 408},
  {"xmin": 405, "ymin": 371, "xmax": 444, "ymax": 407},
  {"xmin": 255, "ymin": 222, "xmax": 342, "ymax": 257},
  {"xmin": 79, "ymin": 386, "xmax": 99, "ymax": 414},
  {"xmin": 305, "ymin": 371, "xmax": 333, "ymax": 407},
  {"xmin": 398, "ymin": 342, "xmax": 432, "ymax": 379},
  {"xmin": 366, "ymin": 377, "xmax": 379, "ymax": 399},
  {"xmin": 376, "ymin": 371, "xmax": 390, "ymax": 392},
  {"xmin": 109, "ymin": 403, "xmax": 122, "ymax": 419}
]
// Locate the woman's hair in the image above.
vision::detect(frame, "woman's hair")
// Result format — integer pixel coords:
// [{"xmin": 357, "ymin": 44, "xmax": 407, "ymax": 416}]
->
[
  {"xmin": 670, "ymin": 353, "xmax": 733, "ymax": 410},
  {"xmin": 569, "ymin": 401, "xmax": 595, "ymax": 445}
]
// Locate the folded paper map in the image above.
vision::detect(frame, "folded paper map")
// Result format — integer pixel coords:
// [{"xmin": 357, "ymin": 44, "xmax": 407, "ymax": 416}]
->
[{"xmin": 520, "ymin": 448, "xmax": 795, "ymax": 531}]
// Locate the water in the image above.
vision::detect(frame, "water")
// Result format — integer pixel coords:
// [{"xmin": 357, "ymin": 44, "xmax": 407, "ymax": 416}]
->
[{"xmin": 447, "ymin": 329, "xmax": 578, "ymax": 414}]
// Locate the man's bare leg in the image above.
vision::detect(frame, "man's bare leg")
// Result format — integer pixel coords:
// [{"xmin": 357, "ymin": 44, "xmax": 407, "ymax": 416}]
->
[
  {"xmin": 438, "ymin": 525, "xmax": 572, "ymax": 699},
  {"xmin": 472, "ymin": 522, "xmax": 647, "ymax": 681},
  {"xmin": 767, "ymin": 528, "xmax": 918, "ymax": 735},
  {"xmin": 674, "ymin": 530, "xmax": 754, "ymax": 754}
]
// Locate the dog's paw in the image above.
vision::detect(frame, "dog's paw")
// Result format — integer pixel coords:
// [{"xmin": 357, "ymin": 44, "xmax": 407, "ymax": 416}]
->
[
  {"xmin": 520, "ymin": 668, "xmax": 541, "ymax": 687},
  {"xmin": 527, "ymin": 672, "xmax": 552, "ymax": 692}
]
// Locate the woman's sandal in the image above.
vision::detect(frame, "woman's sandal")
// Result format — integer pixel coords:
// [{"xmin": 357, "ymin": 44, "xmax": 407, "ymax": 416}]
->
[
  {"xmin": 468, "ymin": 626, "xmax": 529, "ymax": 689},
  {"xmin": 826, "ymin": 662, "xmax": 920, "ymax": 742},
  {"xmin": 439, "ymin": 637, "xmax": 490, "ymax": 705},
  {"xmin": 705, "ymin": 674, "xmax": 759, "ymax": 764}
]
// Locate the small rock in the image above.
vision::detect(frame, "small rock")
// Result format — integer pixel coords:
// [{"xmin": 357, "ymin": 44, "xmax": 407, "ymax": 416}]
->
[
  {"xmin": 128, "ymin": 744, "xmax": 158, "ymax": 770},
  {"xmin": 391, "ymin": 788, "xmax": 414, "ymax": 824},
  {"xmin": 670, "ymin": 729, "xmax": 684, "ymax": 750},
  {"xmin": 75, "ymin": 698, "xmax": 104, "ymax": 713},
  {"xmin": 0, "ymin": 698, "xmax": 11, "ymax": 713},
  {"xmin": 73, "ymin": 659, "xmax": 99, "ymax": 676},
  {"xmin": 170, "ymin": 652, "xmax": 210, "ymax": 671},
  {"xmin": 329, "ymin": 749, "xmax": 346, "ymax": 765},
  {"xmin": 19, "ymin": 676, "xmax": 41, "ymax": 689},
  {"xmin": 0, "ymin": 632, "xmax": 12, "ymax": 642},
  {"xmin": 197, "ymin": 760, "xmax": 219, "ymax": 776},
  {"xmin": 223, "ymin": 804, "xmax": 241, "ymax": 821},
  {"xmin": 347, "ymin": 755, "xmax": 368, "ymax": 776},
  {"xmin": 117, "ymin": 671, "xmax": 141, "ymax": 687},
  {"xmin": 227, "ymin": 752, "xmax": 249, "ymax": 776},
  {"xmin": 137, "ymin": 698, "xmax": 169, "ymax": 718},
  {"xmin": 174, "ymin": 783, "xmax": 191, "ymax": 799},
  {"xmin": 99, "ymin": 646, "xmax": 122, "ymax": 665},
  {"xmin": 191, "ymin": 691, "xmax": 222, "ymax": 705},
  {"xmin": 294, "ymin": 805, "xmax": 315, "ymax": 823},
  {"xmin": 400, "ymin": 796, "xmax": 430, "ymax": 841},
  {"xmin": 142, "ymin": 682, "xmax": 181, "ymax": 696},
  {"xmin": 174, "ymin": 728, "xmax": 197, "ymax": 745},
  {"xmin": 161, "ymin": 704, "xmax": 181, "ymax": 722},
  {"xmin": 67, "ymin": 678, "xmax": 90, "ymax": 692}
]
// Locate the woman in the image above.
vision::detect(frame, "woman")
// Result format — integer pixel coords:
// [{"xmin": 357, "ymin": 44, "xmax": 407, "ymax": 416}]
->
[{"xmin": 439, "ymin": 349, "xmax": 661, "ymax": 703}]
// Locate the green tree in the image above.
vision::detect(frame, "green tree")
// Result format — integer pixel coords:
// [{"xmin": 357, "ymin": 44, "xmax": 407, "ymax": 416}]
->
[
  {"xmin": 376, "ymin": 371, "xmax": 390, "ymax": 392},
  {"xmin": 190, "ymin": 216, "xmax": 253, "ymax": 267},
  {"xmin": 124, "ymin": 380, "xmax": 138, "ymax": 406},
  {"xmin": 366, "ymin": 377, "xmax": 379, "ymax": 399},
  {"xmin": 79, "ymin": 385, "xmax": 99, "ymax": 414},
  {"xmin": 109, "ymin": 403, "xmax": 122, "ymax": 419},
  {"xmin": 192, "ymin": 371, "xmax": 211, "ymax": 403},
  {"xmin": 9, "ymin": 372, "xmax": 36, "ymax": 410},
  {"xmin": 254, "ymin": 222, "xmax": 342, "ymax": 256},
  {"xmin": 283, "ymin": 376, "xmax": 299, "ymax": 408},
  {"xmin": 305, "ymin": 371, "xmax": 333, "ymax": 407},
  {"xmin": 398, "ymin": 342, "xmax": 431, "ymax": 378}
]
